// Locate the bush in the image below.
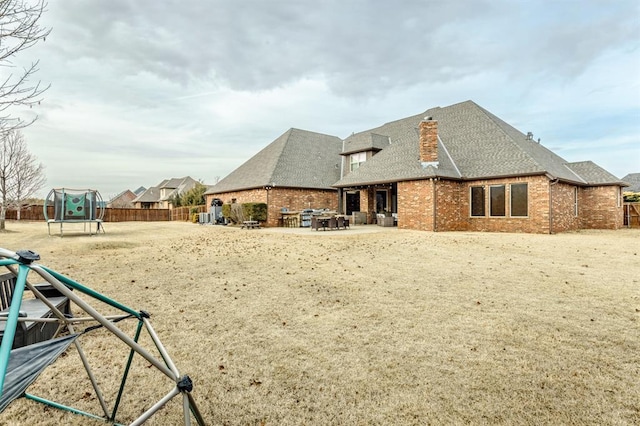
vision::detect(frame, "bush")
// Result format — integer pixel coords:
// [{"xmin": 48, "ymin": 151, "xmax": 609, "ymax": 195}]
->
[
  {"xmin": 221, "ymin": 202, "xmax": 267, "ymax": 224},
  {"xmin": 623, "ymin": 192, "xmax": 640, "ymax": 203},
  {"xmin": 243, "ymin": 203, "xmax": 267, "ymax": 221}
]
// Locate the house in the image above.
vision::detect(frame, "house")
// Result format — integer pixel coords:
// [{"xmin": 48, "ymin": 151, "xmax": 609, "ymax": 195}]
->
[
  {"xmin": 133, "ymin": 177, "xmax": 199, "ymax": 209},
  {"xmin": 207, "ymin": 101, "xmax": 626, "ymax": 233},
  {"xmin": 621, "ymin": 173, "xmax": 640, "ymax": 194},
  {"xmin": 107, "ymin": 187, "xmax": 145, "ymax": 208},
  {"xmin": 204, "ymin": 128, "xmax": 343, "ymax": 226}
]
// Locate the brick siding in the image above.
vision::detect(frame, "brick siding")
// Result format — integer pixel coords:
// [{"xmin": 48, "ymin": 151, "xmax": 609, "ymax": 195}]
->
[
  {"xmin": 206, "ymin": 187, "xmax": 338, "ymax": 227},
  {"xmin": 580, "ymin": 186, "xmax": 623, "ymax": 229},
  {"xmin": 397, "ymin": 180, "xmax": 435, "ymax": 231}
]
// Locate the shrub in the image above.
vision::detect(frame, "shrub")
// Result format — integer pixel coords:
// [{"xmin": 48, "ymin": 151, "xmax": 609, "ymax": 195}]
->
[{"xmin": 221, "ymin": 202, "xmax": 267, "ymax": 224}]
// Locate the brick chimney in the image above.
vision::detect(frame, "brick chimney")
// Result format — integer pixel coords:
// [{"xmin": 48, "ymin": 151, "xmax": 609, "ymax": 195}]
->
[{"xmin": 419, "ymin": 117, "xmax": 438, "ymax": 165}]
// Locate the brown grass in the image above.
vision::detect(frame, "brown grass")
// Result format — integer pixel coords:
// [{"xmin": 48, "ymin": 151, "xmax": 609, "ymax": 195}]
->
[{"xmin": 1, "ymin": 221, "xmax": 639, "ymax": 425}]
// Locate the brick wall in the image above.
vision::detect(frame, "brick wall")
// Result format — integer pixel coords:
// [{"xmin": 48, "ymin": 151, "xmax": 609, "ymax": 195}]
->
[
  {"xmin": 206, "ymin": 187, "xmax": 338, "ymax": 227},
  {"xmin": 550, "ymin": 181, "xmax": 580, "ymax": 233},
  {"xmin": 396, "ymin": 176, "xmax": 554, "ymax": 233},
  {"xmin": 580, "ymin": 186, "xmax": 623, "ymax": 229},
  {"xmin": 397, "ymin": 180, "xmax": 435, "ymax": 231},
  {"xmin": 434, "ymin": 179, "xmax": 463, "ymax": 231},
  {"xmin": 419, "ymin": 120, "xmax": 438, "ymax": 163},
  {"xmin": 438, "ymin": 176, "xmax": 552, "ymax": 233},
  {"xmin": 357, "ymin": 188, "xmax": 376, "ymax": 223}
]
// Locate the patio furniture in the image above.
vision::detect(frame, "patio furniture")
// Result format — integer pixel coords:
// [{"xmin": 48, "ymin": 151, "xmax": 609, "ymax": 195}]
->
[
  {"xmin": 0, "ymin": 272, "xmax": 71, "ymax": 349},
  {"xmin": 241, "ymin": 220, "xmax": 260, "ymax": 229}
]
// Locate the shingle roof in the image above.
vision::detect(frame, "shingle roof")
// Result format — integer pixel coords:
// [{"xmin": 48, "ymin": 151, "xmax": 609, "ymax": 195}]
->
[
  {"xmin": 334, "ymin": 100, "xmax": 624, "ymax": 187},
  {"xmin": 342, "ymin": 132, "xmax": 391, "ymax": 155},
  {"xmin": 621, "ymin": 173, "xmax": 640, "ymax": 192},
  {"xmin": 133, "ymin": 186, "xmax": 161, "ymax": 203},
  {"xmin": 133, "ymin": 177, "xmax": 198, "ymax": 203},
  {"xmin": 205, "ymin": 128, "xmax": 343, "ymax": 194}
]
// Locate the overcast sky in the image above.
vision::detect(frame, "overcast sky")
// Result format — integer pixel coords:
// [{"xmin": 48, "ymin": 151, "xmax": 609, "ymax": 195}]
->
[{"xmin": 8, "ymin": 0, "xmax": 640, "ymax": 199}]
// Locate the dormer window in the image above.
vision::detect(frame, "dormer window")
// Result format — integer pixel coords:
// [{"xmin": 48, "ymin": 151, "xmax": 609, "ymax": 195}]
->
[{"xmin": 350, "ymin": 152, "xmax": 366, "ymax": 172}]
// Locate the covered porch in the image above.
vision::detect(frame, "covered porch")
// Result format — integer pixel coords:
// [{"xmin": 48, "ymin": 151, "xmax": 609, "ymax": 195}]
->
[{"xmin": 337, "ymin": 183, "xmax": 398, "ymax": 226}]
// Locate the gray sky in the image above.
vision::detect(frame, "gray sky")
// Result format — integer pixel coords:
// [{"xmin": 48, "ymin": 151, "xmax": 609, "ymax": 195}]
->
[{"xmin": 9, "ymin": 0, "xmax": 640, "ymax": 199}]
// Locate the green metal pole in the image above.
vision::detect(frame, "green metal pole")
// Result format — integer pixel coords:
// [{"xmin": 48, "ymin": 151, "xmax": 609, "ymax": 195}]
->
[
  {"xmin": 111, "ymin": 319, "xmax": 144, "ymax": 421},
  {"xmin": 0, "ymin": 264, "xmax": 28, "ymax": 397},
  {"xmin": 39, "ymin": 266, "xmax": 140, "ymax": 318},
  {"xmin": 25, "ymin": 393, "xmax": 125, "ymax": 425}
]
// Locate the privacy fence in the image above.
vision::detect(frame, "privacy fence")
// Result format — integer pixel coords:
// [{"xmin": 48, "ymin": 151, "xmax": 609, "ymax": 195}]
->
[
  {"xmin": 5, "ymin": 205, "xmax": 208, "ymax": 222},
  {"xmin": 624, "ymin": 203, "xmax": 640, "ymax": 228}
]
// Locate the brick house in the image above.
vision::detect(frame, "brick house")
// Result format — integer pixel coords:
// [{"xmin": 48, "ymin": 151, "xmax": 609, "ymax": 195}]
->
[
  {"xmin": 204, "ymin": 129, "xmax": 343, "ymax": 226},
  {"xmin": 207, "ymin": 100, "xmax": 626, "ymax": 233}
]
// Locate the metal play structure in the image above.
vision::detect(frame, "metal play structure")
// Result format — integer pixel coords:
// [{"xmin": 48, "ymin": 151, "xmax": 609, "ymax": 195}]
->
[
  {"xmin": 0, "ymin": 247, "xmax": 205, "ymax": 425},
  {"xmin": 43, "ymin": 188, "xmax": 106, "ymax": 236}
]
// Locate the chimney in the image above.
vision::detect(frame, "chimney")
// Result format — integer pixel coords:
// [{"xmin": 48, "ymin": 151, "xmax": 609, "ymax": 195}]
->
[{"xmin": 419, "ymin": 117, "xmax": 438, "ymax": 166}]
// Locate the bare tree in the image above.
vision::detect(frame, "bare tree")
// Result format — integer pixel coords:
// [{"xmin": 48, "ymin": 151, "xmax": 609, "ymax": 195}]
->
[
  {"xmin": 0, "ymin": 0, "xmax": 51, "ymax": 132},
  {"xmin": 0, "ymin": 130, "xmax": 45, "ymax": 229}
]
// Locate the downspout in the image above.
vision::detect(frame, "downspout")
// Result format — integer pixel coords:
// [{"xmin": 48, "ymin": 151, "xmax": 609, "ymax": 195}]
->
[
  {"xmin": 548, "ymin": 177, "xmax": 559, "ymax": 234},
  {"xmin": 339, "ymin": 139, "xmax": 345, "ymax": 214},
  {"xmin": 433, "ymin": 178, "xmax": 437, "ymax": 232}
]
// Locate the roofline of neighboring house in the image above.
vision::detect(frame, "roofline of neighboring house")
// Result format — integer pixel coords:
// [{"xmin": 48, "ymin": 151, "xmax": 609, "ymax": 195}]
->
[{"xmin": 206, "ymin": 185, "xmax": 339, "ymax": 195}]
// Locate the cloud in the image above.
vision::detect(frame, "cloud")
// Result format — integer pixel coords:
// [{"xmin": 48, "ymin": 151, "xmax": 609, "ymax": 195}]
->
[{"xmin": 2, "ymin": 0, "xmax": 637, "ymax": 197}]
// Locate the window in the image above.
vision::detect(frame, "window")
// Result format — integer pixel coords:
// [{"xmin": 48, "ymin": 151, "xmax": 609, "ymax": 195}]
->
[
  {"xmin": 510, "ymin": 183, "xmax": 528, "ymax": 217},
  {"xmin": 573, "ymin": 188, "xmax": 578, "ymax": 216},
  {"xmin": 490, "ymin": 185, "xmax": 506, "ymax": 216},
  {"xmin": 470, "ymin": 186, "xmax": 485, "ymax": 216},
  {"xmin": 350, "ymin": 152, "xmax": 366, "ymax": 172}
]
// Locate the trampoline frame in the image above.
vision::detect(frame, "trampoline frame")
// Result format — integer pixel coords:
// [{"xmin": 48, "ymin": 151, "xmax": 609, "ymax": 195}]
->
[{"xmin": 43, "ymin": 188, "xmax": 106, "ymax": 236}]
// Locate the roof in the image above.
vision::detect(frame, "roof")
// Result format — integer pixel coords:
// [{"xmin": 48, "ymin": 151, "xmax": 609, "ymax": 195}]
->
[
  {"xmin": 334, "ymin": 100, "xmax": 625, "ymax": 187},
  {"xmin": 133, "ymin": 177, "xmax": 198, "ymax": 203},
  {"xmin": 205, "ymin": 128, "xmax": 343, "ymax": 194},
  {"xmin": 621, "ymin": 173, "xmax": 640, "ymax": 192},
  {"xmin": 133, "ymin": 186, "xmax": 161, "ymax": 203}
]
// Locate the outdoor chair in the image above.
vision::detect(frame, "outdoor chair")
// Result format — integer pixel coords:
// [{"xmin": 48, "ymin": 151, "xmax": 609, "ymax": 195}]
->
[
  {"xmin": 328, "ymin": 217, "xmax": 338, "ymax": 230},
  {"xmin": 336, "ymin": 216, "xmax": 345, "ymax": 229}
]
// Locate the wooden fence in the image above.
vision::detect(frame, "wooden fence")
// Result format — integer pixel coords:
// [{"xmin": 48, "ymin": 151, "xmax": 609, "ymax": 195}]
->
[
  {"xmin": 624, "ymin": 203, "xmax": 640, "ymax": 228},
  {"xmin": 4, "ymin": 204, "xmax": 208, "ymax": 222},
  {"xmin": 170, "ymin": 205, "xmax": 208, "ymax": 221}
]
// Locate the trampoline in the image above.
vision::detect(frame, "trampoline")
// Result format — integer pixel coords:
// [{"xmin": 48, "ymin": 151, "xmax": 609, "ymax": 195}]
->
[{"xmin": 43, "ymin": 188, "xmax": 105, "ymax": 236}]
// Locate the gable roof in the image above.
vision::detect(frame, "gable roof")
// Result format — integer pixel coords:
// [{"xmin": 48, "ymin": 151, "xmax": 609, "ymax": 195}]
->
[
  {"xmin": 133, "ymin": 177, "xmax": 198, "ymax": 203},
  {"xmin": 206, "ymin": 128, "xmax": 343, "ymax": 194},
  {"xmin": 334, "ymin": 100, "xmax": 625, "ymax": 187},
  {"xmin": 621, "ymin": 173, "xmax": 640, "ymax": 192}
]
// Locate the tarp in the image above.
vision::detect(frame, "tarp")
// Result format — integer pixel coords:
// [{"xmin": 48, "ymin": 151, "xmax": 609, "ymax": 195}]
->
[{"xmin": 0, "ymin": 334, "xmax": 78, "ymax": 412}]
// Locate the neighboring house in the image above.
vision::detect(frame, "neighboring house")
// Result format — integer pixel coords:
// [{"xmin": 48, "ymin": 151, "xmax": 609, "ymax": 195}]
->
[
  {"xmin": 107, "ymin": 189, "xmax": 141, "ymax": 208},
  {"xmin": 208, "ymin": 100, "xmax": 626, "ymax": 233},
  {"xmin": 133, "ymin": 177, "xmax": 199, "ymax": 209},
  {"xmin": 621, "ymin": 173, "xmax": 640, "ymax": 193},
  {"xmin": 204, "ymin": 128, "xmax": 343, "ymax": 226}
]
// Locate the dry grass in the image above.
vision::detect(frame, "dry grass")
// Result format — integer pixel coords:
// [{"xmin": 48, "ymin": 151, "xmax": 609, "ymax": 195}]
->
[{"xmin": 1, "ymin": 221, "xmax": 639, "ymax": 425}]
